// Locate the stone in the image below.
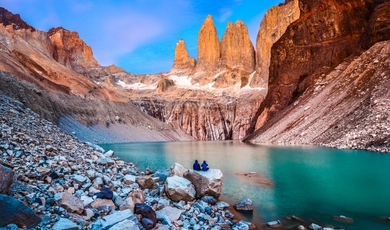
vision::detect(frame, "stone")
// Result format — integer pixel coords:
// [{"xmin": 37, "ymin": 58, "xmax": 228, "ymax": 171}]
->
[
  {"xmin": 134, "ymin": 203, "xmax": 156, "ymax": 230},
  {"xmin": 123, "ymin": 174, "xmax": 136, "ymax": 185},
  {"xmin": 201, "ymin": 195, "xmax": 217, "ymax": 205},
  {"xmin": 80, "ymin": 195, "xmax": 94, "ymax": 207},
  {"xmin": 90, "ymin": 198, "xmax": 115, "ymax": 211},
  {"xmin": 36, "ymin": 167, "xmax": 51, "ymax": 174},
  {"xmin": 164, "ymin": 175, "xmax": 195, "ymax": 202},
  {"xmin": 55, "ymin": 192, "xmax": 84, "ymax": 214},
  {"xmin": 52, "ymin": 218, "xmax": 79, "ymax": 230},
  {"xmin": 126, "ymin": 190, "xmax": 145, "ymax": 212},
  {"xmin": 136, "ymin": 176, "xmax": 155, "ymax": 189},
  {"xmin": 91, "ymin": 209, "xmax": 134, "ymax": 230},
  {"xmin": 233, "ymin": 198, "xmax": 253, "ymax": 211},
  {"xmin": 0, "ymin": 165, "xmax": 13, "ymax": 194},
  {"xmin": 71, "ymin": 175, "xmax": 88, "ymax": 184},
  {"xmin": 156, "ymin": 206, "xmax": 184, "ymax": 225},
  {"xmin": 108, "ymin": 219, "xmax": 140, "ymax": 230},
  {"xmin": 183, "ymin": 169, "xmax": 223, "ymax": 199},
  {"xmin": 309, "ymin": 223, "xmax": 322, "ymax": 230},
  {"xmin": 232, "ymin": 220, "xmax": 250, "ymax": 230},
  {"xmin": 169, "ymin": 163, "xmax": 188, "ymax": 177},
  {"xmin": 0, "ymin": 194, "xmax": 41, "ymax": 228},
  {"xmin": 95, "ymin": 186, "xmax": 113, "ymax": 199},
  {"xmin": 104, "ymin": 150, "xmax": 114, "ymax": 157}
]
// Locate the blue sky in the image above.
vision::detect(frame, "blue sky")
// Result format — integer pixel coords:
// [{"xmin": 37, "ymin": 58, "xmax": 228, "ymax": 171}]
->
[{"xmin": 2, "ymin": 0, "xmax": 284, "ymax": 74}]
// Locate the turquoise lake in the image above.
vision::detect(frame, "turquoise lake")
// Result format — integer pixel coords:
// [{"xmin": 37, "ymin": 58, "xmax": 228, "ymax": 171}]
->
[{"xmin": 99, "ymin": 141, "xmax": 390, "ymax": 229}]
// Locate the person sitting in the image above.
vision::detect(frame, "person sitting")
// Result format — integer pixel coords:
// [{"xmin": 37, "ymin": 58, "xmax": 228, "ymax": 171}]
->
[
  {"xmin": 201, "ymin": 160, "xmax": 209, "ymax": 171},
  {"xmin": 193, "ymin": 160, "xmax": 201, "ymax": 171}
]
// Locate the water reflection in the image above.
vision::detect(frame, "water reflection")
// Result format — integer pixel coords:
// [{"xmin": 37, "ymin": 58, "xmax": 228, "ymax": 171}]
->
[{"xmin": 100, "ymin": 141, "xmax": 390, "ymax": 229}]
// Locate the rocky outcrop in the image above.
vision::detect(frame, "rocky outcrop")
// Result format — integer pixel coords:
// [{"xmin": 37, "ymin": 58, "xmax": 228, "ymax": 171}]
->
[
  {"xmin": 193, "ymin": 15, "xmax": 220, "ymax": 85},
  {"xmin": 0, "ymin": 7, "xmax": 35, "ymax": 31},
  {"xmin": 250, "ymin": 0, "xmax": 300, "ymax": 88},
  {"xmin": 157, "ymin": 77, "xmax": 175, "ymax": 93},
  {"xmin": 170, "ymin": 39, "xmax": 196, "ymax": 75},
  {"xmin": 252, "ymin": 0, "xmax": 375, "ymax": 131},
  {"xmin": 48, "ymin": 27, "xmax": 99, "ymax": 71}
]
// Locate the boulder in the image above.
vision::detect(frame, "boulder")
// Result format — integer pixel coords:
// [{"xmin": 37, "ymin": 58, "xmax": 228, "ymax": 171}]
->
[
  {"xmin": 55, "ymin": 192, "xmax": 84, "ymax": 214},
  {"xmin": 0, "ymin": 165, "xmax": 13, "ymax": 194},
  {"xmin": 91, "ymin": 198, "xmax": 115, "ymax": 211},
  {"xmin": 134, "ymin": 203, "xmax": 157, "ymax": 230},
  {"xmin": 136, "ymin": 176, "xmax": 155, "ymax": 189},
  {"xmin": 126, "ymin": 190, "xmax": 145, "ymax": 212},
  {"xmin": 183, "ymin": 169, "xmax": 223, "ymax": 199},
  {"xmin": 91, "ymin": 209, "xmax": 134, "ymax": 230},
  {"xmin": 95, "ymin": 186, "xmax": 113, "ymax": 199},
  {"xmin": 156, "ymin": 206, "xmax": 184, "ymax": 225},
  {"xmin": 164, "ymin": 175, "xmax": 195, "ymax": 202},
  {"xmin": 169, "ymin": 163, "xmax": 188, "ymax": 177},
  {"xmin": 123, "ymin": 175, "xmax": 136, "ymax": 185},
  {"xmin": 234, "ymin": 198, "xmax": 253, "ymax": 211},
  {"xmin": 52, "ymin": 218, "xmax": 79, "ymax": 230},
  {"xmin": 0, "ymin": 194, "xmax": 41, "ymax": 228}
]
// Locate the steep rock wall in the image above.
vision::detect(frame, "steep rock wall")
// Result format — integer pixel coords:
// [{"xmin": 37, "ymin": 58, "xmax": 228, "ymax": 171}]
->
[
  {"xmin": 170, "ymin": 39, "xmax": 196, "ymax": 75},
  {"xmin": 250, "ymin": 0, "xmax": 300, "ymax": 88},
  {"xmin": 252, "ymin": 0, "xmax": 374, "ymax": 131}
]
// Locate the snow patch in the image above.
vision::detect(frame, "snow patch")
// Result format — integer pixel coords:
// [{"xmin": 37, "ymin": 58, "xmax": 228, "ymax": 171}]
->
[{"xmin": 117, "ymin": 80, "xmax": 156, "ymax": 90}]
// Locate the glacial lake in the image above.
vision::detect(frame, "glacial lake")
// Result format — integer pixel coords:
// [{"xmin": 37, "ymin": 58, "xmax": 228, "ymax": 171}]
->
[{"xmin": 100, "ymin": 141, "xmax": 390, "ymax": 229}]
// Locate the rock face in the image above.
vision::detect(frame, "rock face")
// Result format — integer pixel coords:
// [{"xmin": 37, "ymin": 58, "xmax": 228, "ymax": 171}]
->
[
  {"xmin": 193, "ymin": 15, "xmax": 220, "ymax": 85},
  {"xmin": 218, "ymin": 20, "xmax": 255, "ymax": 88},
  {"xmin": 0, "ymin": 194, "xmax": 42, "ymax": 228},
  {"xmin": 170, "ymin": 39, "xmax": 196, "ymax": 75},
  {"xmin": 253, "ymin": 0, "xmax": 375, "ymax": 131},
  {"xmin": 0, "ymin": 165, "xmax": 13, "ymax": 193},
  {"xmin": 183, "ymin": 169, "xmax": 223, "ymax": 199},
  {"xmin": 361, "ymin": 1, "xmax": 390, "ymax": 48},
  {"xmin": 250, "ymin": 0, "xmax": 300, "ymax": 88}
]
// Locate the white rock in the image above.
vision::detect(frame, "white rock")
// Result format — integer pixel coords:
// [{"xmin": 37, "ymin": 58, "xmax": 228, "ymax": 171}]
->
[
  {"xmin": 169, "ymin": 163, "xmax": 188, "ymax": 177},
  {"xmin": 92, "ymin": 209, "xmax": 134, "ymax": 230},
  {"xmin": 183, "ymin": 169, "xmax": 223, "ymax": 199},
  {"xmin": 165, "ymin": 175, "xmax": 195, "ymax": 202},
  {"xmin": 52, "ymin": 218, "xmax": 79, "ymax": 230},
  {"xmin": 156, "ymin": 206, "xmax": 184, "ymax": 225}
]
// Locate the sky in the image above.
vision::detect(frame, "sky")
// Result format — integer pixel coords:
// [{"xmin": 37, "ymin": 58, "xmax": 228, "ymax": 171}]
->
[{"xmin": 1, "ymin": 0, "xmax": 284, "ymax": 74}]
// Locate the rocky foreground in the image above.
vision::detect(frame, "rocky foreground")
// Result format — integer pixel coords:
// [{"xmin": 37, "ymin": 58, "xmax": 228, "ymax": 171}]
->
[{"xmin": 0, "ymin": 94, "xmax": 258, "ymax": 230}]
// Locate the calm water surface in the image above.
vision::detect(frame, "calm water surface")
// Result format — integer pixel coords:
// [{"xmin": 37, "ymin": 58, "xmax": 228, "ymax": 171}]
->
[{"xmin": 100, "ymin": 141, "xmax": 390, "ymax": 229}]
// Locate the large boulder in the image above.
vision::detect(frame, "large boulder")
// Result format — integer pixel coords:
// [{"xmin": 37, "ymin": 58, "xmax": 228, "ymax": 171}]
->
[
  {"xmin": 164, "ymin": 175, "xmax": 195, "ymax": 202},
  {"xmin": 0, "ymin": 194, "xmax": 41, "ymax": 228},
  {"xmin": 0, "ymin": 165, "xmax": 14, "ymax": 194},
  {"xmin": 183, "ymin": 169, "xmax": 223, "ymax": 199},
  {"xmin": 125, "ymin": 190, "xmax": 145, "ymax": 212}
]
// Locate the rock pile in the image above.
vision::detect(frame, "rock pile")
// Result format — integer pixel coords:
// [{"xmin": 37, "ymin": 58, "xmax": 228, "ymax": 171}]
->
[{"xmin": 0, "ymin": 94, "xmax": 251, "ymax": 229}]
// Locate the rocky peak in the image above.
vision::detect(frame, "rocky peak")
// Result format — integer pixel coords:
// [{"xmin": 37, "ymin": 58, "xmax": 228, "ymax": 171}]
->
[
  {"xmin": 48, "ymin": 27, "xmax": 99, "ymax": 70},
  {"xmin": 0, "ymin": 7, "xmax": 35, "ymax": 31},
  {"xmin": 170, "ymin": 39, "xmax": 196, "ymax": 75},
  {"xmin": 220, "ymin": 20, "xmax": 255, "ymax": 72},
  {"xmin": 193, "ymin": 15, "xmax": 220, "ymax": 84},
  {"xmin": 250, "ymin": 0, "xmax": 300, "ymax": 88}
]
